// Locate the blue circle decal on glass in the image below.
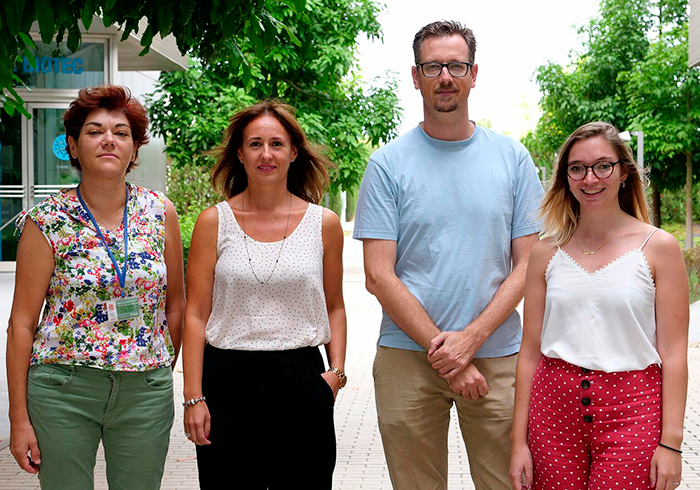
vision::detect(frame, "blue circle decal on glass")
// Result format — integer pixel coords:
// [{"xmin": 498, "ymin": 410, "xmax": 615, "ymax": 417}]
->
[{"xmin": 52, "ymin": 134, "xmax": 70, "ymax": 161}]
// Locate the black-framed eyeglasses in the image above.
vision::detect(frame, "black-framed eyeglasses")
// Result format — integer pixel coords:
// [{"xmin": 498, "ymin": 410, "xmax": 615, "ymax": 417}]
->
[
  {"xmin": 416, "ymin": 62, "xmax": 472, "ymax": 78},
  {"xmin": 567, "ymin": 161, "xmax": 620, "ymax": 181}
]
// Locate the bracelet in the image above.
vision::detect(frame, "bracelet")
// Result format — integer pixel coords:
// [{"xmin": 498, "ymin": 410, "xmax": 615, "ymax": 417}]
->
[
  {"xmin": 183, "ymin": 396, "xmax": 206, "ymax": 411},
  {"xmin": 658, "ymin": 442, "xmax": 683, "ymax": 454}
]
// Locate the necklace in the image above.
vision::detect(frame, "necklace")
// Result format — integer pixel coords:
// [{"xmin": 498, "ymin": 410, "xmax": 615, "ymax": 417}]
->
[
  {"xmin": 241, "ymin": 192, "xmax": 293, "ymax": 284},
  {"xmin": 574, "ymin": 218, "xmax": 625, "ymax": 255},
  {"xmin": 78, "ymin": 185, "xmax": 126, "ymax": 233}
]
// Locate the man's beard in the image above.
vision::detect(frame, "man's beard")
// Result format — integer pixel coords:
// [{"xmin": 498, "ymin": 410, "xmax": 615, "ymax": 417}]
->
[
  {"xmin": 434, "ymin": 100, "xmax": 459, "ymax": 112},
  {"xmin": 433, "ymin": 84, "xmax": 459, "ymax": 112}
]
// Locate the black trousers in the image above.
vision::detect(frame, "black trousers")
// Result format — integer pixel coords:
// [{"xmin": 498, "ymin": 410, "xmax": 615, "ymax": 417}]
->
[{"xmin": 196, "ymin": 344, "xmax": 336, "ymax": 490}]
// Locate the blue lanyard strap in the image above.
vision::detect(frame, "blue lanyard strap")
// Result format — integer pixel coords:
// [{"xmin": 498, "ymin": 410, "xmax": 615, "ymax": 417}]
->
[{"xmin": 77, "ymin": 184, "xmax": 130, "ymax": 292}]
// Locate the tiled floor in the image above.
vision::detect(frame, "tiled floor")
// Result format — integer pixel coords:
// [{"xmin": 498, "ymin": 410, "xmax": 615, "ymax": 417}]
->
[{"xmin": 1, "ymin": 237, "xmax": 699, "ymax": 489}]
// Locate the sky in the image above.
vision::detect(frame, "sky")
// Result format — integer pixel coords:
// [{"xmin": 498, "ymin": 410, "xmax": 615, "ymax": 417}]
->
[{"xmin": 356, "ymin": 0, "xmax": 602, "ymax": 139}]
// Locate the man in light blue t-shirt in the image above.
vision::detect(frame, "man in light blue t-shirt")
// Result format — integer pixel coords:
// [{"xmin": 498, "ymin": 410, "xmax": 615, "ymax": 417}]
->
[{"xmin": 353, "ymin": 20, "xmax": 543, "ymax": 490}]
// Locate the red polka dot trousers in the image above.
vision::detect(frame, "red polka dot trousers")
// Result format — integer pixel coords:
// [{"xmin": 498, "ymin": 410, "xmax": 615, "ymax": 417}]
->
[{"xmin": 528, "ymin": 356, "xmax": 661, "ymax": 490}]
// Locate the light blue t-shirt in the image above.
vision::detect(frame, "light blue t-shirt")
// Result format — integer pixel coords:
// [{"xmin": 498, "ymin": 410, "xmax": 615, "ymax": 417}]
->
[{"xmin": 353, "ymin": 124, "xmax": 544, "ymax": 357}]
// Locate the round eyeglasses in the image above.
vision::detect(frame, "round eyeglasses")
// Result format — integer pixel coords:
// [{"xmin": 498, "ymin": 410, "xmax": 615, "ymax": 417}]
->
[
  {"xmin": 416, "ymin": 62, "xmax": 472, "ymax": 78},
  {"xmin": 567, "ymin": 161, "xmax": 620, "ymax": 181}
]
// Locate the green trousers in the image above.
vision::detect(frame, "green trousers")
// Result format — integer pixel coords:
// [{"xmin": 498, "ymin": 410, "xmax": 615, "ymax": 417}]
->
[{"xmin": 27, "ymin": 363, "xmax": 174, "ymax": 490}]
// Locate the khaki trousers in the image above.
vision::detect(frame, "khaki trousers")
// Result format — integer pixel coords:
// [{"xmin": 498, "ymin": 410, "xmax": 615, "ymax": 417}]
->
[{"xmin": 373, "ymin": 346, "xmax": 517, "ymax": 490}]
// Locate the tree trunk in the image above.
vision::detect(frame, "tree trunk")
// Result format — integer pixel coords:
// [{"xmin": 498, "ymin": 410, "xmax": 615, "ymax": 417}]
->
[
  {"xmin": 327, "ymin": 187, "xmax": 343, "ymax": 218},
  {"xmin": 685, "ymin": 151, "xmax": 693, "ymax": 249},
  {"xmin": 650, "ymin": 183, "xmax": 661, "ymax": 227},
  {"xmin": 345, "ymin": 186, "xmax": 357, "ymax": 222}
]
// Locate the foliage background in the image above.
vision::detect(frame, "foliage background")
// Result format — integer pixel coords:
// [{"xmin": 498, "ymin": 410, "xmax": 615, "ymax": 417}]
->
[
  {"xmin": 1, "ymin": 0, "xmax": 309, "ymax": 117},
  {"xmin": 146, "ymin": 0, "xmax": 403, "ymax": 262},
  {"xmin": 524, "ymin": 0, "xmax": 700, "ymax": 230}
]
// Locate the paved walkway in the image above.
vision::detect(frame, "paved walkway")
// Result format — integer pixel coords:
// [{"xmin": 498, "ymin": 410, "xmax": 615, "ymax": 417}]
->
[{"xmin": 1, "ymin": 237, "xmax": 700, "ymax": 488}]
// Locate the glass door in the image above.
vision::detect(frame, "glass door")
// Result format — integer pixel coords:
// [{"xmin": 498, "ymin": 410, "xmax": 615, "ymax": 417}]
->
[
  {"xmin": 0, "ymin": 111, "xmax": 24, "ymax": 264},
  {"xmin": 0, "ymin": 103, "xmax": 76, "ymax": 268},
  {"xmin": 28, "ymin": 104, "xmax": 79, "ymax": 205}
]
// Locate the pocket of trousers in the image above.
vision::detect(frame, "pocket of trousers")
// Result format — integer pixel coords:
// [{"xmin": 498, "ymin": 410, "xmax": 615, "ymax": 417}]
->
[
  {"xmin": 142, "ymin": 367, "xmax": 174, "ymax": 390},
  {"xmin": 28, "ymin": 364, "xmax": 74, "ymax": 388},
  {"xmin": 372, "ymin": 346, "xmax": 385, "ymax": 380}
]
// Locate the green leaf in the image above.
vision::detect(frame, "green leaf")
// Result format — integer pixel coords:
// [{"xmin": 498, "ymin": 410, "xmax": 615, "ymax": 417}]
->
[
  {"xmin": 35, "ymin": 0, "xmax": 55, "ymax": 44},
  {"xmin": 262, "ymin": 11, "xmax": 300, "ymax": 47},
  {"xmin": 277, "ymin": 0, "xmax": 306, "ymax": 14},
  {"xmin": 67, "ymin": 25, "xmax": 80, "ymax": 52},
  {"xmin": 157, "ymin": 2, "xmax": 174, "ymax": 36},
  {"xmin": 179, "ymin": 0, "xmax": 197, "ymax": 26},
  {"xmin": 20, "ymin": 0, "xmax": 35, "ymax": 32},
  {"xmin": 2, "ymin": 0, "xmax": 21, "ymax": 36},
  {"xmin": 140, "ymin": 24, "xmax": 154, "ymax": 48},
  {"xmin": 120, "ymin": 16, "xmax": 139, "ymax": 42},
  {"xmin": 18, "ymin": 32, "xmax": 36, "ymax": 50},
  {"xmin": 3, "ymin": 98, "xmax": 15, "ymax": 116},
  {"xmin": 82, "ymin": 0, "xmax": 95, "ymax": 30}
]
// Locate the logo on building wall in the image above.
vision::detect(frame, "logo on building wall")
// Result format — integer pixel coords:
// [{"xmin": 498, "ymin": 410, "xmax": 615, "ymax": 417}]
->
[
  {"xmin": 52, "ymin": 135, "xmax": 70, "ymax": 161},
  {"xmin": 19, "ymin": 56, "xmax": 83, "ymax": 74}
]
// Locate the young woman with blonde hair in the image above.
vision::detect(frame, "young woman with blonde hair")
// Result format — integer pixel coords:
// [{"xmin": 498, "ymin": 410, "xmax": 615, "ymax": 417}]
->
[{"xmin": 510, "ymin": 122, "xmax": 688, "ymax": 490}]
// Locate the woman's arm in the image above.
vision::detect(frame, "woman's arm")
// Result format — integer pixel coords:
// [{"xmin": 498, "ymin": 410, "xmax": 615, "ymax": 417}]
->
[
  {"xmin": 646, "ymin": 231, "xmax": 688, "ymax": 489},
  {"xmin": 7, "ymin": 220, "xmax": 55, "ymax": 473},
  {"xmin": 164, "ymin": 198, "xmax": 185, "ymax": 365},
  {"xmin": 509, "ymin": 239, "xmax": 550, "ymax": 490},
  {"xmin": 182, "ymin": 206, "xmax": 218, "ymax": 446},
  {"xmin": 320, "ymin": 208, "xmax": 347, "ymax": 398}
]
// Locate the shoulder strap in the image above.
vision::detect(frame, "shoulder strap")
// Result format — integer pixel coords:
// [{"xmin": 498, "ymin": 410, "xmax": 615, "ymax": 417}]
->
[{"xmin": 639, "ymin": 228, "xmax": 659, "ymax": 249}]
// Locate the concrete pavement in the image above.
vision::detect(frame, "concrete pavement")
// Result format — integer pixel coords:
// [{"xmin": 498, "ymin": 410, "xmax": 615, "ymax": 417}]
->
[{"xmin": 1, "ymin": 236, "xmax": 700, "ymax": 488}]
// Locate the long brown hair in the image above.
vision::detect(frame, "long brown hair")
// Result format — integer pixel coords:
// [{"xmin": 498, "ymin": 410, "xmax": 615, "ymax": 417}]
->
[
  {"xmin": 210, "ymin": 100, "xmax": 332, "ymax": 203},
  {"xmin": 540, "ymin": 121, "xmax": 649, "ymax": 245}
]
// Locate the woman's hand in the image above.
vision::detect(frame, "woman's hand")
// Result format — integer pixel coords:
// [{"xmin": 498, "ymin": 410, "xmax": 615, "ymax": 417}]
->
[
  {"xmin": 508, "ymin": 441, "xmax": 534, "ymax": 490},
  {"xmin": 184, "ymin": 402, "xmax": 211, "ymax": 446},
  {"xmin": 10, "ymin": 420, "xmax": 41, "ymax": 474},
  {"xmin": 649, "ymin": 445, "xmax": 682, "ymax": 490},
  {"xmin": 320, "ymin": 371, "xmax": 340, "ymax": 400}
]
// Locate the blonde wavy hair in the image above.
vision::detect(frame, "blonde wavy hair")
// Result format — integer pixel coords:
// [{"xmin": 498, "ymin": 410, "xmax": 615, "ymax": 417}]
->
[
  {"xmin": 210, "ymin": 100, "xmax": 332, "ymax": 203},
  {"xmin": 540, "ymin": 121, "xmax": 649, "ymax": 245}
]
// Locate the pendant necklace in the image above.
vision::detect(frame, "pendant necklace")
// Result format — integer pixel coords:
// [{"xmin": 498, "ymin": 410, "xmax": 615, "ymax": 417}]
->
[
  {"xmin": 241, "ymin": 192, "xmax": 292, "ymax": 284},
  {"xmin": 574, "ymin": 218, "xmax": 625, "ymax": 255}
]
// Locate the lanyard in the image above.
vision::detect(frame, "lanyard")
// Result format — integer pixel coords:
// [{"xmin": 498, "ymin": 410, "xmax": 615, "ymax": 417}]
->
[{"xmin": 77, "ymin": 184, "xmax": 130, "ymax": 292}]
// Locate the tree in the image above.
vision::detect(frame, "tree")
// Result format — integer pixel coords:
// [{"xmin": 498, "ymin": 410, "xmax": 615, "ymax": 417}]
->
[
  {"xmin": 524, "ymin": 0, "xmax": 699, "ymax": 229},
  {"xmin": 624, "ymin": 21, "xmax": 700, "ymax": 246},
  {"xmin": 0, "ymin": 0, "xmax": 303, "ymax": 117},
  {"xmin": 148, "ymin": 0, "xmax": 402, "ymax": 213},
  {"xmin": 527, "ymin": 0, "xmax": 651, "ymax": 165}
]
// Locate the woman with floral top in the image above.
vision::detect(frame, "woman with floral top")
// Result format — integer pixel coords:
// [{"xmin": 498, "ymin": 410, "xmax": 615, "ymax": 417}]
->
[{"xmin": 6, "ymin": 85, "xmax": 185, "ymax": 490}]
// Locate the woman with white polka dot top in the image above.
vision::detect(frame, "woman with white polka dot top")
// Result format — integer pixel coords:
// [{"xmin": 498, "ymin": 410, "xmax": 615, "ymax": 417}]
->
[
  {"xmin": 509, "ymin": 122, "xmax": 689, "ymax": 490},
  {"xmin": 181, "ymin": 101, "xmax": 347, "ymax": 489}
]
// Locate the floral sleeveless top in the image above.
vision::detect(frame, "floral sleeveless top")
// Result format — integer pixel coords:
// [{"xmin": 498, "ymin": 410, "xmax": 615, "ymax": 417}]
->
[{"xmin": 16, "ymin": 183, "xmax": 174, "ymax": 371}]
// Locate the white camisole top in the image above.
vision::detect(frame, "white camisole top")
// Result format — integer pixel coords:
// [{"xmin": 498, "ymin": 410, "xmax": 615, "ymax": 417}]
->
[
  {"xmin": 540, "ymin": 229, "xmax": 661, "ymax": 372},
  {"xmin": 205, "ymin": 201, "xmax": 331, "ymax": 351}
]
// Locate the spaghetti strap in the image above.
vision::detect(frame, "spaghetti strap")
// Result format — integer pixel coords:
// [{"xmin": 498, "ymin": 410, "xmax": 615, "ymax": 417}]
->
[{"xmin": 639, "ymin": 228, "xmax": 659, "ymax": 250}]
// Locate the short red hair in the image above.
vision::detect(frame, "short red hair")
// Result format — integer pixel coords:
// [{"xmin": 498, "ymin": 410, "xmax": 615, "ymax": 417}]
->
[{"xmin": 63, "ymin": 85, "xmax": 150, "ymax": 173}]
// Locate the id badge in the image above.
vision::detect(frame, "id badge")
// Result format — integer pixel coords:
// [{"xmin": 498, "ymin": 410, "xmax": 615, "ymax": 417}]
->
[{"xmin": 106, "ymin": 297, "xmax": 140, "ymax": 322}]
